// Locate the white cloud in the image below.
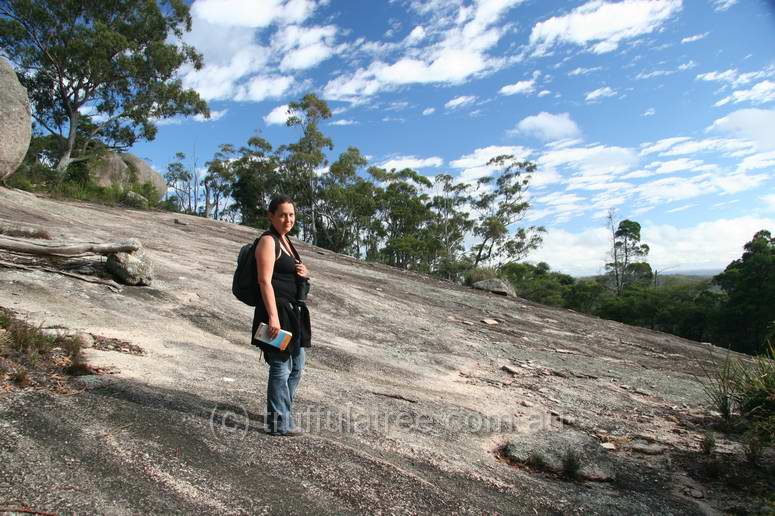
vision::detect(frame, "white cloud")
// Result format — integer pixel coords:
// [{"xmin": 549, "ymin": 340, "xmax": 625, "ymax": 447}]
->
[
  {"xmin": 422, "ymin": 107, "xmax": 436, "ymax": 116},
  {"xmin": 539, "ymin": 144, "xmax": 638, "ymax": 178},
  {"xmin": 646, "ymin": 158, "xmax": 706, "ymax": 174},
  {"xmin": 696, "ymin": 67, "xmax": 774, "ymax": 88},
  {"xmin": 263, "ymin": 104, "xmax": 292, "ymax": 126},
  {"xmin": 513, "ymin": 112, "xmax": 581, "ymax": 142},
  {"xmin": 528, "ymin": 0, "xmax": 682, "ymax": 56},
  {"xmin": 678, "ymin": 60, "xmax": 696, "ymax": 71},
  {"xmin": 235, "ymin": 75, "xmax": 294, "ymax": 102},
  {"xmin": 535, "ymin": 216, "xmax": 775, "ymax": 276},
  {"xmin": 323, "ymin": 0, "xmax": 524, "ymax": 102},
  {"xmin": 445, "ymin": 95, "xmax": 478, "ymax": 109},
  {"xmin": 715, "ymin": 80, "xmax": 775, "ymax": 107},
  {"xmin": 761, "ymin": 194, "xmax": 775, "ymax": 211},
  {"xmin": 178, "ymin": 3, "xmax": 318, "ymax": 102},
  {"xmin": 500, "ymin": 79, "xmax": 535, "ymax": 96},
  {"xmin": 681, "ymin": 32, "xmax": 708, "ymax": 44},
  {"xmin": 528, "ymin": 227, "xmax": 610, "ymax": 276},
  {"xmin": 708, "ymin": 108, "xmax": 775, "ymax": 150},
  {"xmin": 191, "ymin": 0, "xmax": 318, "ymax": 28},
  {"xmin": 273, "ymin": 24, "xmax": 338, "ymax": 71},
  {"xmin": 636, "ymin": 170, "xmax": 768, "ymax": 204},
  {"xmin": 405, "ymin": 25, "xmax": 426, "ymax": 46},
  {"xmin": 450, "ymin": 145, "xmax": 534, "ymax": 184},
  {"xmin": 637, "ymin": 69, "xmax": 674, "ymax": 80},
  {"xmin": 647, "ymin": 216, "xmax": 775, "ymax": 273},
  {"xmin": 568, "ymin": 66, "xmax": 602, "ymax": 76},
  {"xmin": 538, "ymin": 90, "xmax": 551, "ymax": 97},
  {"xmin": 735, "ymin": 151, "xmax": 775, "ymax": 173},
  {"xmin": 711, "ymin": 0, "xmax": 738, "ymax": 11},
  {"xmin": 380, "ymin": 155, "xmax": 444, "ymax": 170},
  {"xmin": 642, "ymin": 108, "xmax": 656, "ymax": 116},
  {"xmin": 329, "ymin": 119, "xmax": 358, "ymax": 126},
  {"xmin": 585, "ymin": 86, "xmax": 616, "ymax": 102},
  {"xmin": 193, "ymin": 109, "xmax": 228, "ymax": 122},
  {"xmin": 640, "ymin": 136, "xmax": 756, "ymax": 158}
]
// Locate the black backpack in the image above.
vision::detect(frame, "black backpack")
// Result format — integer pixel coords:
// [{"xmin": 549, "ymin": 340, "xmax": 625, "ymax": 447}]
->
[
  {"xmin": 232, "ymin": 238, "xmax": 261, "ymax": 306},
  {"xmin": 232, "ymin": 231, "xmax": 309, "ymax": 305}
]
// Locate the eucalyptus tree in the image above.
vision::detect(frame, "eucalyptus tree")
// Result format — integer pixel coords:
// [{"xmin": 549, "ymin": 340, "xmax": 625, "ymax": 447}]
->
[
  {"xmin": 315, "ymin": 146, "xmax": 377, "ymax": 255},
  {"xmin": 368, "ymin": 166, "xmax": 434, "ymax": 270},
  {"xmin": 470, "ymin": 155, "xmax": 545, "ymax": 267},
  {"xmin": 714, "ymin": 229, "xmax": 775, "ymax": 354},
  {"xmin": 0, "ymin": 0, "xmax": 208, "ymax": 173},
  {"xmin": 605, "ymin": 211, "xmax": 651, "ymax": 295},
  {"xmin": 230, "ymin": 135, "xmax": 280, "ymax": 227},
  {"xmin": 165, "ymin": 152, "xmax": 192, "ymax": 212},
  {"xmin": 281, "ymin": 93, "xmax": 332, "ymax": 244},
  {"xmin": 203, "ymin": 144, "xmax": 237, "ymax": 220},
  {"xmin": 427, "ymin": 173, "xmax": 474, "ymax": 280}
]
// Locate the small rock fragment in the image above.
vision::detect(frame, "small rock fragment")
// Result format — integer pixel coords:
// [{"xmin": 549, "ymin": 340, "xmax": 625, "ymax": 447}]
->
[
  {"xmin": 600, "ymin": 442, "xmax": 617, "ymax": 450},
  {"xmin": 629, "ymin": 443, "xmax": 667, "ymax": 455},
  {"xmin": 76, "ymin": 333, "xmax": 94, "ymax": 349},
  {"xmin": 482, "ymin": 318, "xmax": 499, "ymax": 325}
]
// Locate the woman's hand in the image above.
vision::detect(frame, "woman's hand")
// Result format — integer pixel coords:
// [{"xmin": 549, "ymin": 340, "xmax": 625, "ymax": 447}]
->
[
  {"xmin": 268, "ymin": 314, "xmax": 281, "ymax": 339},
  {"xmin": 295, "ymin": 262, "xmax": 309, "ymax": 278}
]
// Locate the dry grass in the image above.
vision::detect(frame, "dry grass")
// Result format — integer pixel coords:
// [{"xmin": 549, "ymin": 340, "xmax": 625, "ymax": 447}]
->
[{"xmin": 0, "ymin": 306, "xmax": 94, "ymax": 389}]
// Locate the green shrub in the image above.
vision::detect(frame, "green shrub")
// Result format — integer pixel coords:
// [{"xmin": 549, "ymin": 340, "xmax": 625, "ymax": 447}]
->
[
  {"xmin": 561, "ymin": 447, "xmax": 582, "ymax": 480},
  {"xmin": 734, "ymin": 343, "xmax": 775, "ymax": 421},
  {"xmin": 526, "ymin": 450, "xmax": 547, "ymax": 469},
  {"xmin": 700, "ymin": 431, "xmax": 716, "ymax": 455},
  {"xmin": 131, "ymin": 181, "xmax": 161, "ymax": 206},
  {"xmin": 11, "ymin": 365, "xmax": 29, "ymax": 386},
  {"xmin": 6, "ymin": 319, "xmax": 56, "ymax": 357},
  {"xmin": 743, "ymin": 431, "xmax": 764, "ymax": 465},
  {"xmin": 463, "ymin": 266, "xmax": 499, "ymax": 286},
  {"xmin": 700, "ymin": 351, "xmax": 737, "ymax": 422}
]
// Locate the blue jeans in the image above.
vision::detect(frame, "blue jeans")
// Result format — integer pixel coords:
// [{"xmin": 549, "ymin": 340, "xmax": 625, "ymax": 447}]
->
[{"xmin": 265, "ymin": 346, "xmax": 305, "ymax": 434}]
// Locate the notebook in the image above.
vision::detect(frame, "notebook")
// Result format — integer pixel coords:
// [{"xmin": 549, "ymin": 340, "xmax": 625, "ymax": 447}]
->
[{"xmin": 254, "ymin": 322, "xmax": 293, "ymax": 351}]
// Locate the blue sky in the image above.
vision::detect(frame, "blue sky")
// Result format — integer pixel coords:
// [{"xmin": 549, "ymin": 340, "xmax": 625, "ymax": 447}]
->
[{"xmin": 131, "ymin": 0, "xmax": 775, "ymax": 275}]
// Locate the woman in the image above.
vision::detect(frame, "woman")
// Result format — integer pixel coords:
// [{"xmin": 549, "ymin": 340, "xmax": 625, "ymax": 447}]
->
[{"xmin": 252, "ymin": 195, "xmax": 311, "ymax": 437}]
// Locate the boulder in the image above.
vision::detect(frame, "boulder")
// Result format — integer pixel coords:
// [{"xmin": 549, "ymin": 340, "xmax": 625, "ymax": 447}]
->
[
  {"xmin": 92, "ymin": 152, "xmax": 129, "ymax": 189},
  {"xmin": 123, "ymin": 191, "xmax": 149, "ymax": 209},
  {"xmin": 120, "ymin": 153, "xmax": 166, "ymax": 195},
  {"xmin": 91, "ymin": 152, "xmax": 166, "ymax": 196},
  {"xmin": 472, "ymin": 278, "xmax": 516, "ymax": 297},
  {"xmin": 0, "ymin": 58, "xmax": 32, "ymax": 182},
  {"xmin": 106, "ymin": 247, "xmax": 153, "ymax": 286}
]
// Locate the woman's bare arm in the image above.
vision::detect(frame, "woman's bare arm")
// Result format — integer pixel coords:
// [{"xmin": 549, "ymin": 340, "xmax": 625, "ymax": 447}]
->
[{"xmin": 256, "ymin": 235, "xmax": 280, "ymax": 337}]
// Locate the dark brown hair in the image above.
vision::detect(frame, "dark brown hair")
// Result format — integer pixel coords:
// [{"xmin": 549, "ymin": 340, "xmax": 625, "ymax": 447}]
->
[{"xmin": 268, "ymin": 195, "xmax": 294, "ymax": 214}]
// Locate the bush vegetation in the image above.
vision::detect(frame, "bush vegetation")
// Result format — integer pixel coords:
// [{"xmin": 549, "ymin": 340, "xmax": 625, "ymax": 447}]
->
[
  {"xmin": 0, "ymin": 307, "xmax": 86, "ymax": 387},
  {"xmin": 7, "ymin": 148, "xmax": 162, "ymax": 210},
  {"xmin": 700, "ymin": 341, "xmax": 775, "ymax": 465}
]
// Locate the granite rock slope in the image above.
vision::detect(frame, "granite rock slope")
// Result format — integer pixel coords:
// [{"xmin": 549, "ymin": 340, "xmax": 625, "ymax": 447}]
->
[{"xmin": 0, "ymin": 187, "xmax": 766, "ymax": 515}]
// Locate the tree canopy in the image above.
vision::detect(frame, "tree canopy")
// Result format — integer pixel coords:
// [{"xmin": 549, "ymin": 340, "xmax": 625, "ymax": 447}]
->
[
  {"xmin": 0, "ymin": 0, "xmax": 208, "ymax": 172},
  {"xmin": 714, "ymin": 230, "xmax": 775, "ymax": 354}
]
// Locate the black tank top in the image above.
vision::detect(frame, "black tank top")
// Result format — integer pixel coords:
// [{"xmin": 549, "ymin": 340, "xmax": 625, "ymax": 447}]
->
[{"xmin": 261, "ymin": 229, "xmax": 297, "ymax": 300}]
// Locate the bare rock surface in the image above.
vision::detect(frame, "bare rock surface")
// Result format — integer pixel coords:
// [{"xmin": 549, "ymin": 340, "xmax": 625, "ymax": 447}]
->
[
  {"xmin": 0, "ymin": 58, "xmax": 32, "ymax": 182},
  {"xmin": 0, "ymin": 187, "xmax": 765, "ymax": 514}
]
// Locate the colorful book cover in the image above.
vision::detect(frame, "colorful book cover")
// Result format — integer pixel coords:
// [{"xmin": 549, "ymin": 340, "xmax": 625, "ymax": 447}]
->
[{"xmin": 255, "ymin": 323, "xmax": 293, "ymax": 351}]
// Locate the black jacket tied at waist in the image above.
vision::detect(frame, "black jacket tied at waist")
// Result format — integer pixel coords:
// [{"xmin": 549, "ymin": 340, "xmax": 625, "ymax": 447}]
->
[{"xmin": 276, "ymin": 295, "xmax": 311, "ymax": 350}]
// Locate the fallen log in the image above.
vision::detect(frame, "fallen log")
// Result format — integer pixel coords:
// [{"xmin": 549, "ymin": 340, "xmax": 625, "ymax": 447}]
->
[
  {"xmin": 0, "ymin": 236, "xmax": 141, "ymax": 258},
  {"xmin": 0, "ymin": 259, "xmax": 122, "ymax": 292}
]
